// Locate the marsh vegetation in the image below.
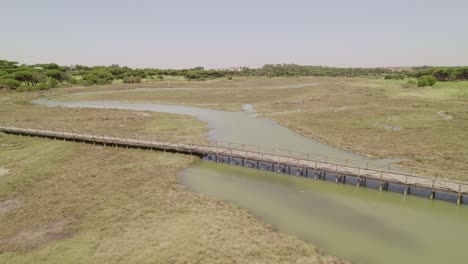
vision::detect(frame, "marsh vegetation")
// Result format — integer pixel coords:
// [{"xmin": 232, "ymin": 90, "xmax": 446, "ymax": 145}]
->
[
  {"xmin": 53, "ymin": 76, "xmax": 468, "ymax": 179},
  {"xmin": 0, "ymin": 90, "xmax": 343, "ymax": 263}
]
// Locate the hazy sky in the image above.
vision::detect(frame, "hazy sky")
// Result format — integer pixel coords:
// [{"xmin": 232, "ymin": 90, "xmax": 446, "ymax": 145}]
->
[{"xmin": 2, "ymin": 0, "xmax": 468, "ymax": 68}]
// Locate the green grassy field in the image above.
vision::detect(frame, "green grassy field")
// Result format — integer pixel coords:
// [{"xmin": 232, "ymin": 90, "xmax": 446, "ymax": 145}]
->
[
  {"xmin": 53, "ymin": 77, "xmax": 468, "ymax": 179},
  {"xmin": 0, "ymin": 90, "xmax": 343, "ymax": 263}
]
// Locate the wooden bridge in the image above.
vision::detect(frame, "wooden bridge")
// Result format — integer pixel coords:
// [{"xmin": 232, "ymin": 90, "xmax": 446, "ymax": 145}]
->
[{"xmin": 1, "ymin": 125, "xmax": 466, "ymax": 204}]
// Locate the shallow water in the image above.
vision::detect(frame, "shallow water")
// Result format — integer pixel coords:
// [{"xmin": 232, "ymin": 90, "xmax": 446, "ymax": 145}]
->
[
  {"xmin": 34, "ymin": 91, "xmax": 468, "ymax": 264},
  {"xmin": 182, "ymin": 162, "xmax": 468, "ymax": 264}
]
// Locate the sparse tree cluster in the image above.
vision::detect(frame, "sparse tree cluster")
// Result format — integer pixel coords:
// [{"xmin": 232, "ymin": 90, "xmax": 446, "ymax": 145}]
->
[{"xmin": 0, "ymin": 60, "xmax": 69, "ymax": 91}]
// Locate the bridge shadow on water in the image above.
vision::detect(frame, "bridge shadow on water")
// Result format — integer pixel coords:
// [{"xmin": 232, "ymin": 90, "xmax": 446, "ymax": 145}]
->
[{"xmin": 204, "ymin": 154, "xmax": 464, "ymax": 205}]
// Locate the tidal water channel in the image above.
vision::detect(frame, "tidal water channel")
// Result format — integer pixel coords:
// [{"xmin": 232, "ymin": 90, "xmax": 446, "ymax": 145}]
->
[{"xmin": 34, "ymin": 90, "xmax": 468, "ymax": 264}]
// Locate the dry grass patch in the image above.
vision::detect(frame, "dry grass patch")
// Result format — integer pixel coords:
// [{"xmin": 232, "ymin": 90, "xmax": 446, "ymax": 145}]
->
[
  {"xmin": 0, "ymin": 167, "xmax": 9, "ymax": 177},
  {"xmin": 0, "ymin": 198, "xmax": 21, "ymax": 216},
  {"xmin": 0, "ymin": 135, "xmax": 343, "ymax": 263}
]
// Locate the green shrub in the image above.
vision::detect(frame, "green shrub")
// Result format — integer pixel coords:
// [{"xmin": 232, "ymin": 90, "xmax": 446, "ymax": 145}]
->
[
  {"xmin": 417, "ymin": 79, "xmax": 430, "ymax": 87},
  {"xmin": 69, "ymin": 78, "xmax": 78, "ymax": 85},
  {"xmin": 36, "ymin": 83, "xmax": 50, "ymax": 90},
  {"xmin": 0, "ymin": 78, "xmax": 22, "ymax": 89},
  {"xmin": 417, "ymin": 75, "xmax": 437, "ymax": 87},
  {"xmin": 48, "ymin": 78, "xmax": 59, "ymax": 87},
  {"xmin": 123, "ymin": 76, "xmax": 142, "ymax": 83},
  {"xmin": 384, "ymin": 74, "xmax": 404, "ymax": 80}
]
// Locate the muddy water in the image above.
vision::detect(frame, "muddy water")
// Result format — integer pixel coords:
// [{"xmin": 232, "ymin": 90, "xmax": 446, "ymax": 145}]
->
[
  {"xmin": 34, "ymin": 92, "xmax": 468, "ymax": 264},
  {"xmin": 182, "ymin": 162, "xmax": 468, "ymax": 264}
]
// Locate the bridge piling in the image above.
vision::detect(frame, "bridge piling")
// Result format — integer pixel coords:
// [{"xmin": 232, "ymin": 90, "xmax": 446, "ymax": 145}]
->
[
  {"xmin": 458, "ymin": 185, "xmax": 463, "ymax": 205},
  {"xmin": 404, "ymin": 186, "xmax": 410, "ymax": 196},
  {"xmin": 430, "ymin": 179, "xmax": 436, "ymax": 200}
]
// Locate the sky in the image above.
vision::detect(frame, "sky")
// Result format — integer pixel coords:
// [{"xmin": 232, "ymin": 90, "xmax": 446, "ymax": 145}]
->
[{"xmin": 1, "ymin": 0, "xmax": 468, "ymax": 69}]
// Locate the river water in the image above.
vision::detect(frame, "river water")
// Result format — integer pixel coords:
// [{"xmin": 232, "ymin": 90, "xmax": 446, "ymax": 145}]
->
[{"xmin": 34, "ymin": 91, "xmax": 468, "ymax": 264}]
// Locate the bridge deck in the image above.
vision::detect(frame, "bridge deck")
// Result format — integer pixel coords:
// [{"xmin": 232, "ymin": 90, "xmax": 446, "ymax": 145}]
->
[{"xmin": 1, "ymin": 126, "xmax": 466, "ymax": 197}]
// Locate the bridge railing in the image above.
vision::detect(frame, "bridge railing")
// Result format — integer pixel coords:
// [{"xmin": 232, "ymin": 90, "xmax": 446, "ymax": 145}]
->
[
  {"xmin": 207, "ymin": 140, "xmax": 464, "ymax": 182},
  {"xmin": 0, "ymin": 122, "xmax": 465, "ymax": 183}
]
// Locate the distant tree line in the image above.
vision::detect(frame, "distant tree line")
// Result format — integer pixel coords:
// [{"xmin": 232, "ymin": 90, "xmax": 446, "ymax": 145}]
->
[
  {"xmin": 384, "ymin": 74, "xmax": 405, "ymax": 80},
  {"xmin": 383, "ymin": 66, "xmax": 468, "ymax": 87},
  {"xmin": 413, "ymin": 67, "xmax": 468, "ymax": 82},
  {"xmin": 0, "ymin": 60, "xmax": 233, "ymax": 90},
  {"xmin": 249, "ymin": 64, "xmax": 390, "ymax": 77},
  {"xmin": 2, "ymin": 59, "xmax": 466, "ymax": 91}
]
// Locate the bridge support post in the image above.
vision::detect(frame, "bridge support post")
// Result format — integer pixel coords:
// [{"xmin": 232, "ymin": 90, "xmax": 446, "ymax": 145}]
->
[
  {"xmin": 430, "ymin": 179, "xmax": 436, "ymax": 200},
  {"xmin": 404, "ymin": 186, "xmax": 410, "ymax": 196},
  {"xmin": 457, "ymin": 184, "xmax": 462, "ymax": 205},
  {"xmin": 356, "ymin": 178, "xmax": 366, "ymax": 187},
  {"xmin": 379, "ymin": 182, "xmax": 388, "ymax": 191},
  {"xmin": 335, "ymin": 175, "xmax": 340, "ymax": 183},
  {"xmin": 403, "ymin": 175, "xmax": 409, "ymax": 195},
  {"xmin": 356, "ymin": 168, "xmax": 361, "ymax": 187}
]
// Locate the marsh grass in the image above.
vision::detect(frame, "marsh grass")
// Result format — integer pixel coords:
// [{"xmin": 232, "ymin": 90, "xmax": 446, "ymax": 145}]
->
[
  {"xmin": 0, "ymin": 135, "xmax": 340, "ymax": 263},
  {"xmin": 0, "ymin": 89, "xmax": 342, "ymax": 263},
  {"xmin": 45, "ymin": 77, "xmax": 468, "ymax": 179}
]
